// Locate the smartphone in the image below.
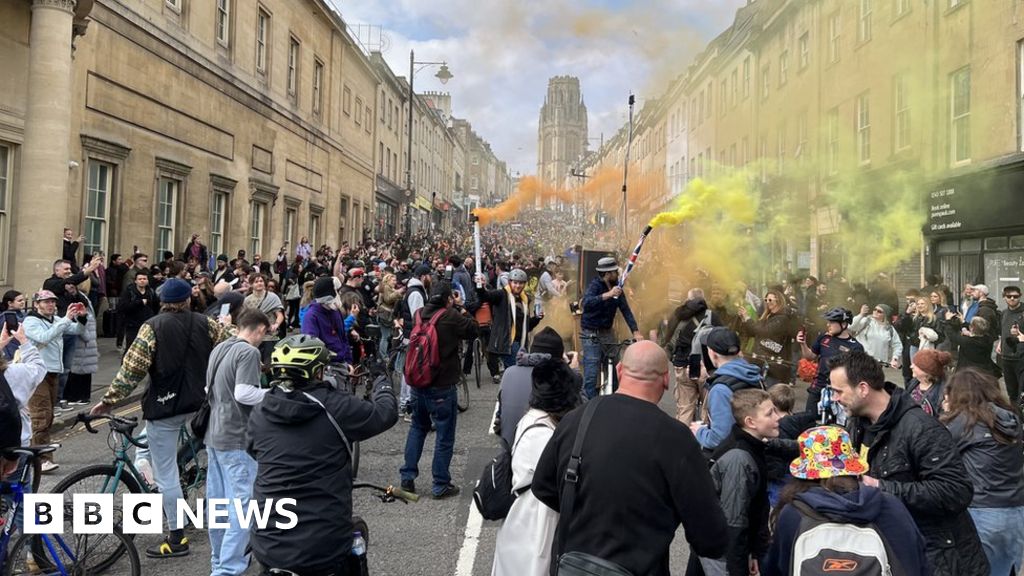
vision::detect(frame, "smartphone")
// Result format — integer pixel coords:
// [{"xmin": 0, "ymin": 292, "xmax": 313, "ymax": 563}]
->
[
  {"xmin": 4, "ymin": 314, "xmax": 17, "ymax": 332},
  {"xmin": 219, "ymin": 303, "xmax": 230, "ymax": 318}
]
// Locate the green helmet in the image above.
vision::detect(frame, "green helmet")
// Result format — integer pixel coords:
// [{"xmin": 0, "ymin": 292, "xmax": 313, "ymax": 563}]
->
[{"xmin": 271, "ymin": 334, "xmax": 330, "ymax": 381}]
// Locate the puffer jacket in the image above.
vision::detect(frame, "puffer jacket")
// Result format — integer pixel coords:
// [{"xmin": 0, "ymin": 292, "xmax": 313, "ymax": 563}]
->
[
  {"xmin": 70, "ymin": 306, "xmax": 99, "ymax": 375},
  {"xmin": 945, "ymin": 403, "xmax": 1024, "ymax": 509},
  {"xmin": 849, "ymin": 384, "xmax": 988, "ymax": 576}
]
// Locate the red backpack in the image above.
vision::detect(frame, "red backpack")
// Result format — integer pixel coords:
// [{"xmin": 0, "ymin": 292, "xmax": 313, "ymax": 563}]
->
[{"xmin": 404, "ymin": 309, "xmax": 444, "ymax": 388}]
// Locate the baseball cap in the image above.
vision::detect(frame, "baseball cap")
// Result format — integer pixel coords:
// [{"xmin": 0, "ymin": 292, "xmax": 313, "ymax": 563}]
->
[
  {"xmin": 700, "ymin": 327, "xmax": 742, "ymax": 356},
  {"xmin": 34, "ymin": 290, "xmax": 58, "ymax": 303},
  {"xmin": 414, "ymin": 264, "xmax": 433, "ymax": 277}
]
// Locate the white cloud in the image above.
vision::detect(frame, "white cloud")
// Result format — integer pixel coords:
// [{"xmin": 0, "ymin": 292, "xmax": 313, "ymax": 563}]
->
[{"xmin": 333, "ymin": 0, "xmax": 746, "ymax": 174}]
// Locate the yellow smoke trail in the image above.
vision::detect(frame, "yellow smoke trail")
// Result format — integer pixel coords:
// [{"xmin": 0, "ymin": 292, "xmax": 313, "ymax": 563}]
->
[{"xmin": 648, "ymin": 172, "xmax": 758, "ymax": 229}]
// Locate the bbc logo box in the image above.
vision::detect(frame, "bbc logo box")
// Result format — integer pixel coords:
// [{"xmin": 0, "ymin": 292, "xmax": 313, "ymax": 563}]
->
[{"xmin": 24, "ymin": 494, "xmax": 163, "ymax": 535}]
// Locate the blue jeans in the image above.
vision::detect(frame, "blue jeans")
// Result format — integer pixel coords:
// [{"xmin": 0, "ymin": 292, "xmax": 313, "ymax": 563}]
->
[
  {"xmin": 207, "ymin": 447, "xmax": 258, "ymax": 576},
  {"xmin": 58, "ymin": 334, "xmax": 78, "ymax": 400},
  {"xmin": 380, "ymin": 325, "xmax": 393, "ymax": 358},
  {"xmin": 969, "ymin": 506, "xmax": 1024, "ymax": 576},
  {"xmin": 581, "ymin": 330, "xmax": 616, "ymax": 399},
  {"xmin": 400, "ymin": 386, "xmax": 457, "ymax": 495},
  {"xmin": 145, "ymin": 414, "xmax": 188, "ymax": 531},
  {"xmin": 499, "ymin": 342, "xmax": 522, "ymax": 374}
]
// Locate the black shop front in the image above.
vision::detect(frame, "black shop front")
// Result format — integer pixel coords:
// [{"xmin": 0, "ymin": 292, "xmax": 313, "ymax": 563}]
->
[{"xmin": 925, "ymin": 159, "xmax": 1024, "ymax": 299}]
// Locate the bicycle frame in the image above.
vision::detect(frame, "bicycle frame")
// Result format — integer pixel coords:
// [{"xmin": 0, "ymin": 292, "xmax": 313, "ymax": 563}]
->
[{"xmin": 1, "ymin": 461, "xmax": 74, "ymax": 575}]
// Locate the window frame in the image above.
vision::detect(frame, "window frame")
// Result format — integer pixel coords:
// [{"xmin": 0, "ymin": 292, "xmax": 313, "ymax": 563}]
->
[
  {"xmin": 355, "ymin": 96, "xmax": 363, "ymax": 126},
  {"xmin": 828, "ymin": 13, "xmax": 841, "ymax": 64},
  {"xmin": 0, "ymin": 144, "xmax": 12, "ymax": 283},
  {"xmin": 799, "ymin": 33, "xmax": 810, "ymax": 70},
  {"xmin": 894, "ymin": 73, "xmax": 911, "ymax": 152},
  {"xmin": 84, "ymin": 161, "xmax": 113, "ymax": 258},
  {"xmin": 742, "ymin": 56, "xmax": 751, "ymax": 99},
  {"xmin": 215, "ymin": 0, "xmax": 231, "ymax": 47},
  {"xmin": 857, "ymin": 92, "xmax": 871, "ymax": 165},
  {"xmin": 779, "ymin": 50, "xmax": 789, "ymax": 86},
  {"xmin": 761, "ymin": 65, "xmax": 770, "ymax": 100},
  {"xmin": 827, "ymin": 108, "xmax": 840, "ymax": 175},
  {"xmin": 209, "ymin": 174, "xmax": 236, "ymax": 259},
  {"xmin": 951, "ymin": 67, "xmax": 971, "ymax": 165},
  {"xmin": 343, "ymin": 86, "xmax": 352, "ymax": 116},
  {"xmin": 859, "ymin": 0, "xmax": 873, "ymax": 43},
  {"xmin": 153, "ymin": 158, "xmax": 191, "ymax": 259},
  {"xmin": 312, "ymin": 57, "xmax": 324, "ymax": 116},
  {"xmin": 308, "ymin": 206, "xmax": 323, "ymax": 248},
  {"xmin": 287, "ymin": 35, "xmax": 300, "ymax": 98},
  {"xmin": 80, "ymin": 136, "xmax": 130, "ymax": 260},
  {"xmin": 256, "ymin": 7, "xmax": 270, "ymax": 75}
]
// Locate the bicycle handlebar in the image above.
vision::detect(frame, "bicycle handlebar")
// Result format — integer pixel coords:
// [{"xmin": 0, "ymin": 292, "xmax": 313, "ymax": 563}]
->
[{"xmin": 76, "ymin": 412, "xmax": 148, "ymax": 449}]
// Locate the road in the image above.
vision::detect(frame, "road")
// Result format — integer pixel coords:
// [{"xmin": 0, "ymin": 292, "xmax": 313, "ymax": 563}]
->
[{"xmin": 39, "ymin": 347, "xmax": 697, "ymax": 576}]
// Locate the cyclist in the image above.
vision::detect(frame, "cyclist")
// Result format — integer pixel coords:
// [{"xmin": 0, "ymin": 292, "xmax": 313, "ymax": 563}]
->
[
  {"xmin": 798, "ymin": 307, "xmax": 863, "ymax": 417},
  {"xmin": 579, "ymin": 257, "xmax": 643, "ymax": 399},
  {"xmin": 248, "ymin": 334, "xmax": 397, "ymax": 576}
]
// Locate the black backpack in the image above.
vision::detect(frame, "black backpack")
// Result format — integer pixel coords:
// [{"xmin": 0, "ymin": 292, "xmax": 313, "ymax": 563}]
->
[
  {"xmin": 0, "ymin": 371, "xmax": 22, "ymax": 451},
  {"xmin": 473, "ymin": 422, "xmax": 550, "ymax": 521}
]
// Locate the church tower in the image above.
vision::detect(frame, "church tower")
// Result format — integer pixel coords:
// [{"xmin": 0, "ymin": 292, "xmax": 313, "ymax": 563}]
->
[{"xmin": 537, "ymin": 76, "xmax": 588, "ymax": 189}]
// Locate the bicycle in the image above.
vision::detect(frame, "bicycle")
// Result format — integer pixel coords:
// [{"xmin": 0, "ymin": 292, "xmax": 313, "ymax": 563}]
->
[
  {"xmin": 1, "ymin": 445, "xmax": 141, "ymax": 576},
  {"xmin": 584, "ymin": 335, "xmax": 636, "ymax": 396}
]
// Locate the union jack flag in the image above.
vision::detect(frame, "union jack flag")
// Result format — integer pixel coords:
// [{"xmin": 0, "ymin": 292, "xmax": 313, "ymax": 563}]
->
[{"xmin": 618, "ymin": 225, "xmax": 653, "ymax": 289}]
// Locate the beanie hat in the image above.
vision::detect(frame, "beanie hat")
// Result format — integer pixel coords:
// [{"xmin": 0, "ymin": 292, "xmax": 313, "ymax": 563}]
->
[
  {"xmin": 912, "ymin": 349, "xmax": 953, "ymax": 380},
  {"xmin": 875, "ymin": 303, "xmax": 892, "ymax": 317},
  {"xmin": 530, "ymin": 327, "xmax": 565, "ymax": 359},
  {"xmin": 313, "ymin": 276, "xmax": 336, "ymax": 304},
  {"xmin": 529, "ymin": 358, "xmax": 582, "ymax": 415},
  {"xmin": 789, "ymin": 425, "xmax": 868, "ymax": 480},
  {"xmin": 160, "ymin": 278, "xmax": 192, "ymax": 303}
]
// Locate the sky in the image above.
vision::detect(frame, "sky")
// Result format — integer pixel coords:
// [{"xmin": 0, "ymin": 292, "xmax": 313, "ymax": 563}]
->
[{"xmin": 331, "ymin": 0, "xmax": 748, "ymax": 176}]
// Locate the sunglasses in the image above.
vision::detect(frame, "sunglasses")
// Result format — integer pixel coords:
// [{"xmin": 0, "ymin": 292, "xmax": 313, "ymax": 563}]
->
[{"xmin": 1006, "ymin": 295, "xmax": 1021, "ymax": 300}]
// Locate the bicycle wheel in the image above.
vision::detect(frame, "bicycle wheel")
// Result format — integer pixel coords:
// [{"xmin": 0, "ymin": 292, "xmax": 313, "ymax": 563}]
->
[
  {"xmin": 177, "ymin": 440, "xmax": 207, "ymax": 515},
  {"xmin": 457, "ymin": 377, "xmax": 470, "ymax": 412},
  {"xmin": 473, "ymin": 338, "xmax": 482, "ymax": 389},
  {"xmin": 18, "ymin": 526, "xmax": 142, "ymax": 576},
  {"xmin": 52, "ymin": 463, "xmax": 145, "ymax": 506}
]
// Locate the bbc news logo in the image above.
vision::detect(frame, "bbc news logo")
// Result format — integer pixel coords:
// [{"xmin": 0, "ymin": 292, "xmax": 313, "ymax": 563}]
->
[{"xmin": 23, "ymin": 494, "xmax": 298, "ymax": 534}]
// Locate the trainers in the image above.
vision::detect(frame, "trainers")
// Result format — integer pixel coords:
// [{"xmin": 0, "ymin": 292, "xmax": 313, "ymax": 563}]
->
[
  {"xmin": 433, "ymin": 484, "xmax": 461, "ymax": 500},
  {"xmin": 400, "ymin": 479, "xmax": 416, "ymax": 494},
  {"xmin": 59, "ymin": 400, "xmax": 69, "ymax": 411},
  {"xmin": 40, "ymin": 461, "xmax": 60, "ymax": 474},
  {"xmin": 402, "ymin": 413, "xmax": 412, "ymax": 423},
  {"xmin": 145, "ymin": 536, "xmax": 189, "ymax": 558},
  {"xmin": 492, "ymin": 374, "xmax": 501, "ymax": 385}
]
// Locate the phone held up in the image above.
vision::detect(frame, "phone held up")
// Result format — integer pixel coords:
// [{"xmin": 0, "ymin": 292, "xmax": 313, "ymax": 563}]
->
[{"xmin": 4, "ymin": 314, "xmax": 17, "ymax": 333}]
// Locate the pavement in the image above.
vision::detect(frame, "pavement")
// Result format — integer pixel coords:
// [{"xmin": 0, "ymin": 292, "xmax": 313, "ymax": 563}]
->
[
  {"xmin": 49, "ymin": 337, "xmax": 147, "ymax": 434},
  {"xmin": 37, "ymin": 336, "xmax": 909, "ymax": 575}
]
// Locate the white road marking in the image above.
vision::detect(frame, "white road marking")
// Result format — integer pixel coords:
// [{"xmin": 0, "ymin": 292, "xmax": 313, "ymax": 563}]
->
[
  {"xmin": 455, "ymin": 497, "xmax": 485, "ymax": 576},
  {"xmin": 487, "ymin": 401, "xmax": 499, "ymax": 435}
]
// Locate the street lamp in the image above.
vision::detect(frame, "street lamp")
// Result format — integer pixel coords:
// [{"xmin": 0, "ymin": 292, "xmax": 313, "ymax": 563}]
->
[{"xmin": 405, "ymin": 49, "xmax": 453, "ymax": 240}]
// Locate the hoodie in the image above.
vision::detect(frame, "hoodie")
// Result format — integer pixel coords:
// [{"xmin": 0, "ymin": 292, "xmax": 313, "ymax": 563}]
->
[
  {"xmin": 762, "ymin": 487, "xmax": 928, "ymax": 576},
  {"xmin": 695, "ymin": 358, "xmax": 762, "ymax": 450},
  {"xmin": 946, "ymin": 403, "xmax": 1024, "ymax": 508},
  {"xmin": 247, "ymin": 380, "xmax": 397, "ymax": 573}
]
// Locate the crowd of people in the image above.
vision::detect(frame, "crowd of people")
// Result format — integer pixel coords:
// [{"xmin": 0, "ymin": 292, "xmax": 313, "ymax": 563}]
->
[{"xmin": 1, "ymin": 212, "xmax": 1023, "ymax": 576}]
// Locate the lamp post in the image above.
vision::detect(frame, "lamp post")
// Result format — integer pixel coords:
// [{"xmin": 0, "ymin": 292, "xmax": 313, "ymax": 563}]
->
[{"xmin": 405, "ymin": 49, "xmax": 452, "ymax": 240}]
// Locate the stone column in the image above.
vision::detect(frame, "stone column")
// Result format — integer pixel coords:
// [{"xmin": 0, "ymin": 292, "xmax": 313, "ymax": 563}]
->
[{"xmin": 14, "ymin": 0, "xmax": 77, "ymax": 291}]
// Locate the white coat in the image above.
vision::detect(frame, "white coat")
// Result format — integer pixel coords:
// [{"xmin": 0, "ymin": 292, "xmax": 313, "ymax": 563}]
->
[{"xmin": 492, "ymin": 409, "xmax": 558, "ymax": 576}]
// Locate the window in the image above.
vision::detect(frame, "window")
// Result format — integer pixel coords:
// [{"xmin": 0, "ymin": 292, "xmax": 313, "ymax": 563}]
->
[
  {"xmin": 730, "ymin": 68, "xmax": 738, "ymax": 106},
  {"xmin": 156, "ymin": 178, "xmax": 178, "ymax": 256},
  {"xmin": 365, "ymin": 106, "xmax": 372, "ymax": 133},
  {"xmin": 339, "ymin": 196, "xmax": 349, "ymax": 243},
  {"xmin": 951, "ymin": 67, "xmax": 971, "ymax": 164},
  {"xmin": 284, "ymin": 206, "xmax": 297, "ymax": 247},
  {"xmin": 859, "ymin": 0, "xmax": 872, "ymax": 43},
  {"xmin": 719, "ymin": 81, "xmax": 727, "ymax": 117},
  {"xmin": 777, "ymin": 127, "xmax": 786, "ymax": 175},
  {"xmin": 209, "ymin": 191, "xmax": 227, "ymax": 257},
  {"xmin": 312, "ymin": 59, "xmax": 324, "ymax": 115},
  {"xmin": 1018, "ymin": 41, "xmax": 1024, "ymax": 151},
  {"xmin": 379, "ymin": 142, "xmax": 384, "ymax": 173},
  {"xmin": 705, "ymin": 86, "xmax": 713, "ymax": 119},
  {"xmin": 758, "ymin": 138, "xmax": 767, "ymax": 181},
  {"xmin": 250, "ymin": 201, "xmax": 266, "ymax": 257},
  {"xmin": 216, "ymin": 0, "xmax": 230, "ymax": 46},
  {"xmin": 256, "ymin": 8, "xmax": 269, "ymax": 73},
  {"xmin": 895, "ymin": 0, "xmax": 910, "ymax": 17},
  {"xmin": 949, "ymin": 0, "xmax": 966, "ymax": 8},
  {"xmin": 741, "ymin": 136, "xmax": 749, "ymax": 165},
  {"xmin": 0, "ymin": 145, "xmax": 10, "ymax": 281},
  {"xmin": 857, "ymin": 92, "xmax": 871, "ymax": 164},
  {"xmin": 308, "ymin": 209, "xmax": 322, "ymax": 248},
  {"xmin": 799, "ymin": 33, "xmax": 810, "ymax": 69},
  {"xmin": 828, "ymin": 13, "xmax": 841, "ymax": 63},
  {"xmin": 472, "ymin": 154, "xmax": 479, "ymax": 166},
  {"xmin": 698, "ymin": 89, "xmax": 705, "ymax": 124},
  {"xmin": 287, "ymin": 36, "xmax": 299, "ymax": 96},
  {"xmin": 761, "ymin": 66, "xmax": 770, "ymax": 100},
  {"xmin": 742, "ymin": 56, "xmax": 751, "ymax": 98},
  {"xmin": 470, "ymin": 176, "xmax": 479, "ymax": 189},
  {"xmin": 84, "ymin": 161, "xmax": 113, "ymax": 256},
  {"xmin": 779, "ymin": 51, "xmax": 789, "ymax": 85},
  {"xmin": 355, "ymin": 97, "xmax": 363, "ymax": 125},
  {"xmin": 166, "ymin": 0, "xmax": 181, "ymax": 12},
  {"xmin": 343, "ymin": 86, "xmax": 351, "ymax": 116},
  {"xmin": 388, "ymin": 100, "xmax": 394, "ymax": 130},
  {"xmin": 827, "ymin": 108, "xmax": 840, "ymax": 175},
  {"xmin": 894, "ymin": 73, "xmax": 911, "ymax": 151},
  {"xmin": 797, "ymin": 112, "xmax": 808, "ymax": 162}
]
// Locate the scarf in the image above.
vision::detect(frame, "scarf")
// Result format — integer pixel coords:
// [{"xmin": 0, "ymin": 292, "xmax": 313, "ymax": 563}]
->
[{"xmin": 505, "ymin": 285, "xmax": 529, "ymax": 351}]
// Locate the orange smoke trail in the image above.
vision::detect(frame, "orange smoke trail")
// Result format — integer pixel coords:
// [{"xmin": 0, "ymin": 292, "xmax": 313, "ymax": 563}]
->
[{"xmin": 473, "ymin": 175, "xmax": 575, "ymax": 226}]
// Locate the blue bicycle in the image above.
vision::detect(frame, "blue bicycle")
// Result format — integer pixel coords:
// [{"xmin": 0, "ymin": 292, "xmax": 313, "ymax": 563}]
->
[{"xmin": 0, "ymin": 445, "xmax": 141, "ymax": 575}]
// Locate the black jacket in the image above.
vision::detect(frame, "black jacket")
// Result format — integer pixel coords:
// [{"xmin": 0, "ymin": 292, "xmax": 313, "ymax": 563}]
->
[
  {"xmin": 419, "ymin": 300, "xmax": 478, "ymax": 389},
  {"xmin": 120, "ymin": 286, "xmax": 159, "ymax": 330},
  {"xmin": 43, "ymin": 272, "xmax": 89, "ymax": 315},
  {"xmin": 142, "ymin": 311, "xmax": 214, "ymax": 420},
  {"xmin": 974, "ymin": 298, "xmax": 1000, "ymax": 338},
  {"xmin": 477, "ymin": 285, "xmax": 540, "ymax": 356},
  {"xmin": 945, "ymin": 404, "xmax": 1024, "ymax": 509},
  {"xmin": 944, "ymin": 319, "xmax": 1000, "ymax": 376},
  {"xmin": 848, "ymin": 384, "xmax": 988, "ymax": 576},
  {"xmin": 665, "ymin": 298, "xmax": 720, "ymax": 369},
  {"xmin": 739, "ymin": 311, "xmax": 797, "ymax": 382},
  {"xmin": 247, "ymin": 380, "xmax": 397, "ymax": 573},
  {"xmin": 709, "ymin": 426, "xmax": 770, "ymax": 576}
]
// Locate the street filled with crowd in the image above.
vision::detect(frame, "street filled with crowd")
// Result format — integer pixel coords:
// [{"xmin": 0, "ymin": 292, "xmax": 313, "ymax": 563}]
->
[{"xmin": 3, "ymin": 211, "xmax": 1024, "ymax": 576}]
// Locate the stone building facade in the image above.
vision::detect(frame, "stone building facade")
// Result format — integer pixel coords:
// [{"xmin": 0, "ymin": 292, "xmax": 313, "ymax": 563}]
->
[{"xmin": 537, "ymin": 76, "xmax": 588, "ymax": 190}]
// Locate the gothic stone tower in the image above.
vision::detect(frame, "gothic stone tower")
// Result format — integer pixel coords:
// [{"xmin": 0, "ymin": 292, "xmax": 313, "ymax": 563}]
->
[{"xmin": 537, "ymin": 76, "xmax": 588, "ymax": 189}]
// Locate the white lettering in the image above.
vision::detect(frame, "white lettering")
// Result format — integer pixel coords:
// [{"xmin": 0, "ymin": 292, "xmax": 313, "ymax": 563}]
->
[
  {"xmin": 175, "ymin": 498, "xmax": 204, "ymax": 530},
  {"xmin": 274, "ymin": 498, "xmax": 298, "ymax": 529},
  {"xmin": 234, "ymin": 499, "xmax": 273, "ymax": 530}
]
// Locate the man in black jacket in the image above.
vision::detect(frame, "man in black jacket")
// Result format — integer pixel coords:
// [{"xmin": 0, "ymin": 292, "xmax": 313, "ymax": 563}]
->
[
  {"xmin": 398, "ymin": 282, "xmax": 477, "ymax": 499},
  {"xmin": 248, "ymin": 334, "xmax": 397, "ymax": 576},
  {"xmin": 533, "ymin": 341, "xmax": 728, "ymax": 575},
  {"xmin": 119, "ymin": 269, "xmax": 159, "ymax": 356},
  {"xmin": 829, "ymin": 350, "xmax": 988, "ymax": 576},
  {"xmin": 663, "ymin": 288, "xmax": 721, "ymax": 423}
]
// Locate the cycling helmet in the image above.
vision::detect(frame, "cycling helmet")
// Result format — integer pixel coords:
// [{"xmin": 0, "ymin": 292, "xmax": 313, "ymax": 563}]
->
[
  {"xmin": 271, "ymin": 334, "xmax": 331, "ymax": 381},
  {"xmin": 823, "ymin": 307, "xmax": 854, "ymax": 325},
  {"xmin": 509, "ymin": 269, "xmax": 528, "ymax": 283}
]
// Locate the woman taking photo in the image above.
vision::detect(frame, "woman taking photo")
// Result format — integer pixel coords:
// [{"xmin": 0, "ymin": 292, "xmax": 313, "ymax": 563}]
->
[
  {"xmin": 944, "ymin": 313, "xmax": 1000, "ymax": 377},
  {"xmin": 897, "ymin": 296, "xmax": 944, "ymax": 357},
  {"xmin": 849, "ymin": 303, "xmax": 902, "ymax": 368},
  {"xmin": 941, "ymin": 368, "xmax": 1024, "ymax": 576},
  {"xmin": 1, "ymin": 291, "xmax": 27, "ymax": 360},
  {"xmin": 738, "ymin": 288, "xmax": 798, "ymax": 385}
]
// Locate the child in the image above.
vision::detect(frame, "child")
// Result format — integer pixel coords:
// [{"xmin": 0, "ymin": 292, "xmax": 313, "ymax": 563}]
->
[
  {"xmin": 691, "ymin": 388, "xmax": 780, "ymax": 576},
  {"xmin": 764, "ymin": 383, "xmax": 817, "ymax": 507}
]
